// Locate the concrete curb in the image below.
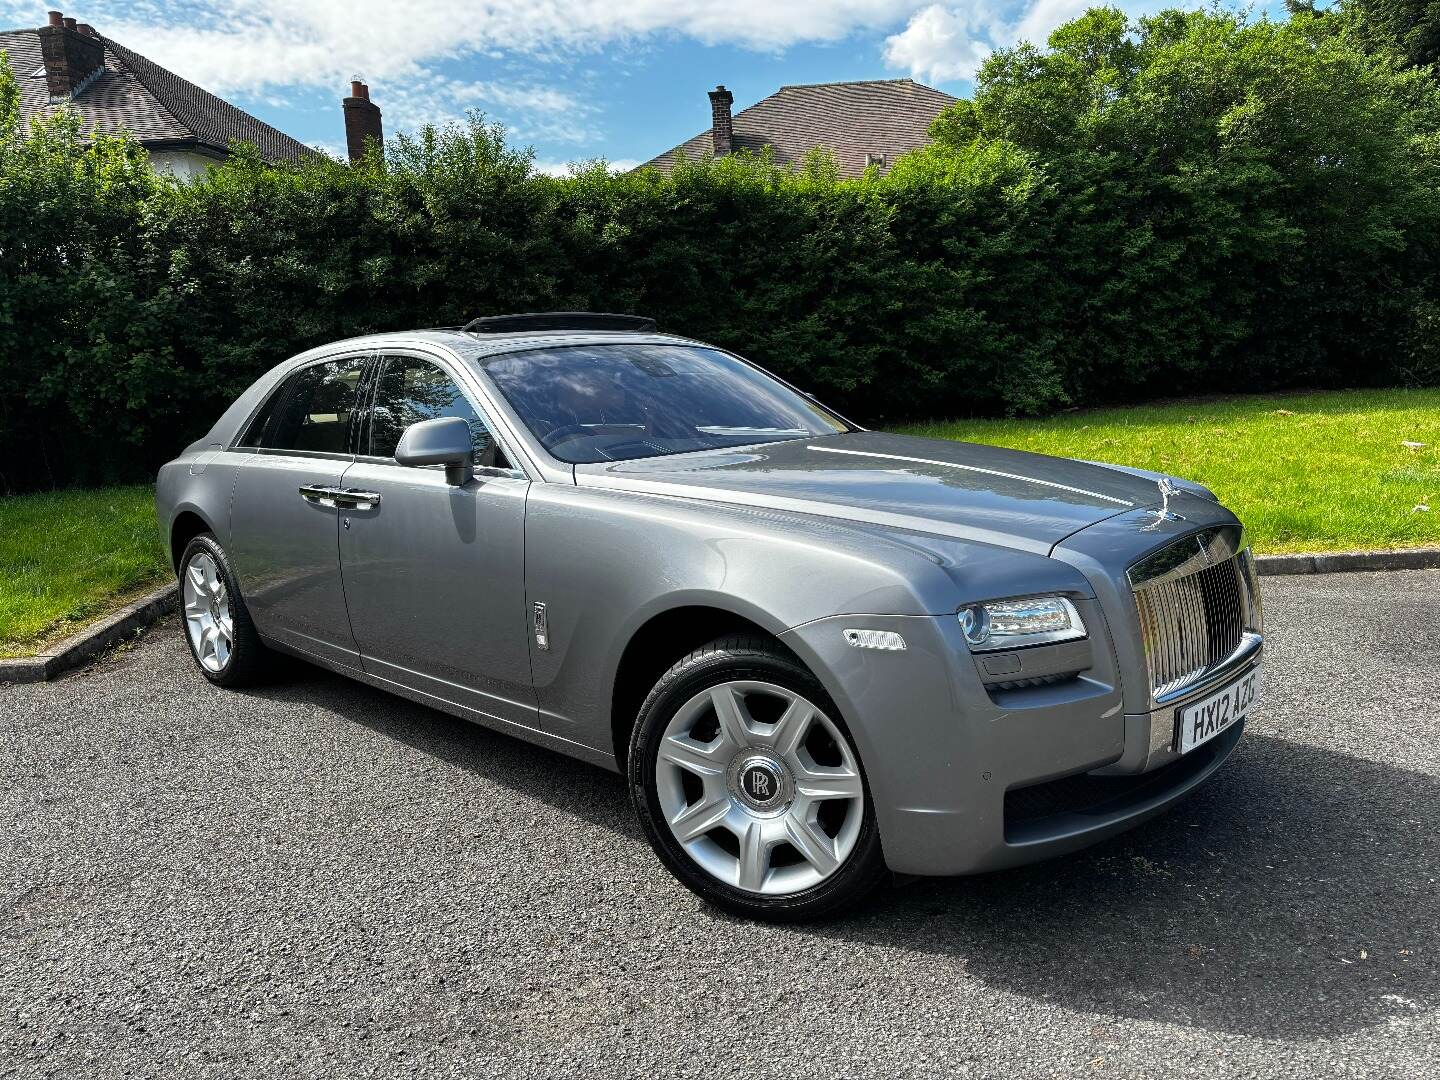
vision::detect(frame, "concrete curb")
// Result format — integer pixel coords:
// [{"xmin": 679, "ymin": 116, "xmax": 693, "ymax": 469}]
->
[
  {"xmin": 1, "ymin": 546, "xmax": 1437, "ymax": 683},
  {"xmin": 0, "ymin": 582, "xmax": 178, "ymax": 685},
  {"xmin": 1255, "ymin": 547, "xmax": 1440, "ymax": 576}
]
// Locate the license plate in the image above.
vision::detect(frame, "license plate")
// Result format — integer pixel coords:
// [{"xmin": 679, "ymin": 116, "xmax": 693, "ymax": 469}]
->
[{"xmin": 1178, "ymin": 667, "xmax": 1261, "ymax": 754}]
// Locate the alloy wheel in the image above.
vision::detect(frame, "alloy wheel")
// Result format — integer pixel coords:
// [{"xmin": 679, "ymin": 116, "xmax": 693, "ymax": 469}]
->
[
  {"xmin": 654, "ymin": 679, "xmax": 865, "ymax": 896},
  {"xmin": 183, "ymin": 551, "xmax": 234, "ymax": 673}
]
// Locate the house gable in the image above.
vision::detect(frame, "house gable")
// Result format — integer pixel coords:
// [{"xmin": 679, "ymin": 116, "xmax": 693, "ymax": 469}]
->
[
  {"xmin": 0, "ymin": 21, "xmax": 311, "ymax": 164},
  {"xmin": 644, "ymin": 78, "xmax": 958, "ymax": 179}
]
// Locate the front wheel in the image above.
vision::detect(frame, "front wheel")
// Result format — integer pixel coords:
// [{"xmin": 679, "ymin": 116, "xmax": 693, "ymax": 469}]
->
[{"xmin": 628, "ymin": 636, "xmax": 887, "ymax": 920}]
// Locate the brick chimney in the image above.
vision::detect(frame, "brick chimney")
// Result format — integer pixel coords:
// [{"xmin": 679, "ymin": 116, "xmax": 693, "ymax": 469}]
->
[
  {"xmin": 342, "ymin": 80, "xmax": 383, "ymax": 163},
  {"xmin": 708, "ymin": 85, "xmax": 734, "ymax": 157},
  {"xmin": 37, "ymin": 11, "xmax": 106, "ymax": 102}
]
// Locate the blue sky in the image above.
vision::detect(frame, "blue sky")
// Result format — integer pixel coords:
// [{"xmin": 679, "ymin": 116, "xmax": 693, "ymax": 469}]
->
[{"xmin": 2, "ymin": 1, "xmax": 1287, "ymax": 170}]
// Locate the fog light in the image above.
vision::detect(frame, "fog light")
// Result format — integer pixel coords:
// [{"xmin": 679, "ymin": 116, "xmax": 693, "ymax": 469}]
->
[{"xmin": 959, "ymin": 596, "xmax": 1085, "ymax": 651}]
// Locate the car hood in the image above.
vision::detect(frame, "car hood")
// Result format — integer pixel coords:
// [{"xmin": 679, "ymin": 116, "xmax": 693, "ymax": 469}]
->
[{"xmin": 574, "ymin": 431, "xmax": 1166, "ymax": 554}]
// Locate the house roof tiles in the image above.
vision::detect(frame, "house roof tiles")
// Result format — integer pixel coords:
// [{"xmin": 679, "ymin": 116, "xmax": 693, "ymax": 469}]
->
[
  {"xmin": 644, "ymin": 78, "xmax": 958, "ymax": 178},
  {"xmin": 0, "ymin": 26, "xmax": 312, "ymax": 162}
]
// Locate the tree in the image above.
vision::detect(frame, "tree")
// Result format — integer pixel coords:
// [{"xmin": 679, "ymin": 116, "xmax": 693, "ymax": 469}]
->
[
  {"xmin": 1341, "ymin": 0, "xmax": 1440, "ymax": 71},
  {"xmin": 922, "ymin": 6, "xmax": 1440, "ymax": 402}
]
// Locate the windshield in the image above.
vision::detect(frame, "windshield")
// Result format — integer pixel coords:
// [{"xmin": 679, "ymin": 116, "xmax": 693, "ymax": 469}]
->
[{"xmin": 480, "ymin": 344, "xmax": 850, "ymax": 464}]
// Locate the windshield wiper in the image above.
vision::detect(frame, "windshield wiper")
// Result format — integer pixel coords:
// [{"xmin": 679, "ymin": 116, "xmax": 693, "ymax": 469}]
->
[{"xmin": 696, "ymin": 426, "xmax": 811, "ymax": 437}]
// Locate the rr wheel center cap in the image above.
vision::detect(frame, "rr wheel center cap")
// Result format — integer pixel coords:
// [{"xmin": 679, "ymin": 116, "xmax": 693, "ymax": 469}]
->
[{"xmin": 728, "ymin": 752, "xmax": 793, "ymax": 814}]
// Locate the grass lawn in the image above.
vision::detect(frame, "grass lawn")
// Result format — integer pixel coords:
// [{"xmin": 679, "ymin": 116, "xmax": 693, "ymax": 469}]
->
[
  {"xmin": 899, "ymin": 388, "xmax": 1440, "ymax": 554},
  {"xmin": 0, "ymin": 388, "xmax": 1434, "ymax": 657},
  {"xmin": 0, "ymin": 485, "xmax": 170, "ymax": 659}
]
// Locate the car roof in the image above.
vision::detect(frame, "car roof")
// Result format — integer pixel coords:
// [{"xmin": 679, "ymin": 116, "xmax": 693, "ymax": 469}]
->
[{"xmin": 286, "ymin": 328, "xmax": 707, "ymax": 368}]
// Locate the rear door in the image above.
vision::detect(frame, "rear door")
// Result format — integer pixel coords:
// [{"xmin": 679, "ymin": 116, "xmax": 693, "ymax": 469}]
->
[
  {"xmin": 338, "ymin": 351, "xmax": 538, "ymax": 728},
  {"xmin": 229, "ymin": 354, "xmax": 368, "ymax": 668}
]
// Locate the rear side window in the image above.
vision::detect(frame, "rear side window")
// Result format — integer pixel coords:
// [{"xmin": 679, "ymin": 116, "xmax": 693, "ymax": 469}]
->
[
  {"xmin": 367, "ymin": 355, "xmax": 509, "ymax": 469},
  {"xmin": 262, "ymin": 358, "xmax": 366, "ymax": 454},
  {"xmin": 236, "ymin": 382, "xmax": 286, "ymax": 447}
]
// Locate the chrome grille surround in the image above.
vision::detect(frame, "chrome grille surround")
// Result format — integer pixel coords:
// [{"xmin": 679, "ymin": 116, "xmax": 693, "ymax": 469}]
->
[{"xmin": 1128, "ymin": 526, "xmax": 1264, "ymax": 705}]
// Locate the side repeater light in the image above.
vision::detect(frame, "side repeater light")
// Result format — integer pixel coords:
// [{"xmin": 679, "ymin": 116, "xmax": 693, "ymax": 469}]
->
[{"xmin": 843, "ymin": 628, "xmax": 907, "ymax": 652}]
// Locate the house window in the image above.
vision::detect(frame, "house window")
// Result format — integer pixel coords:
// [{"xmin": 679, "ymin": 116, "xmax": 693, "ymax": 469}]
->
[{"xmin": 867, "ymin": 152, "xmax": 886, "ymax": 169}]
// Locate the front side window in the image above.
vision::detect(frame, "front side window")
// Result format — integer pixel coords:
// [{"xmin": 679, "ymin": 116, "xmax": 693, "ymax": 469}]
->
[
  {"xmin": 480, "ymin": 345, "xmax": 849, "ymax": 464},
  {"xmin": 263, "ymin": 357, "xmax": 366, "ymax": 454},
  {"xmin": 367, "ymin": 355, "xmax": 508, "ymax": 469}
]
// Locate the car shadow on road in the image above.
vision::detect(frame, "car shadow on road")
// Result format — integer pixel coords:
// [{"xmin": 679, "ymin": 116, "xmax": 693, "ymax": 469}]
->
[
  {"xmin": 802, "ymin": 733, "xmax": 1437, "ymax": 1041},
  {"xmin": 242, "ymin": 660, "xmax": 642, "ymax": 838},
  {"xmin": 244, "ymin": 665, "xmax": 1435, "ymax": 1042}
]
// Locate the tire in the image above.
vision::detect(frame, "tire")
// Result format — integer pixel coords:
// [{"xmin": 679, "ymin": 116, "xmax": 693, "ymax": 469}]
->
[
  {"xmin": 628, "ymin": 635, "xmax": 887, "ymax": 921},
  {"xmin": 178, "ymin": 533, "xmax": 269, "ymax": 687}
]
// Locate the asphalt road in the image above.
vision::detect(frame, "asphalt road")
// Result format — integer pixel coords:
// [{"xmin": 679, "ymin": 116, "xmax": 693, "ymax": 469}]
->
[{"xmin": 2, "ymin": 571, "xmax": 1437, "ymax": 1079}]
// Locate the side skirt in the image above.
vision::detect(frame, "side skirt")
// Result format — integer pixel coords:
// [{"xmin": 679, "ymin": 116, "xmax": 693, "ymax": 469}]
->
[{"xmin": 259, "ymin": 635, "xmax": 621, "ymax": 773}]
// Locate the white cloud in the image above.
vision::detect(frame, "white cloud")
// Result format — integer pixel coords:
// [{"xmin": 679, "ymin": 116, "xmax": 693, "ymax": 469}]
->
[
  {"xmin": 97, "ymin": 1, "xmax": 924, "ymax": 97},
  {"xmin": 1012, "ymin": 0, "xmax": 1100, "ymax": 44},
  {"xmin": 13, "ymin": 0, "xmax": 1182, "ymax": 149},
  {"xmin": 307, "ymin": 139, "xmax": 348, "ymax": 159},
  {"xmin": 533, "ymin": 158, "xmax": 644, "ymax": 176},
  {"xmin": 70, "ymin": 0, "xmax": 929, "ymax": 149},
  {"xmin": 375, "ymin": 76, "xmax": 593, "ymax": 140},
  {"xmin": 882, "ymin": 4, "xmax": 997, "ymax": 83},
  {"xmin": 885, "ymin": 0, "xmax": 1160, "ymax": 84}
]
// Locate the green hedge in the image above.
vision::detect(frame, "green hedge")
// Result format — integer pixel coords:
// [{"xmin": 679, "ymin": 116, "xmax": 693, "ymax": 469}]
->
[{"xmin": 2, "ymin": 7, "xmax": 1438, "ymax": 492}]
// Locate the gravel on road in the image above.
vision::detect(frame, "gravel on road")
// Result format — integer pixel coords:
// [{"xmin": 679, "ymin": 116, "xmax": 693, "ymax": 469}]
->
[{"xmin": 2, "ymin": 571, "xmax": 1437, "ymax": 1079}]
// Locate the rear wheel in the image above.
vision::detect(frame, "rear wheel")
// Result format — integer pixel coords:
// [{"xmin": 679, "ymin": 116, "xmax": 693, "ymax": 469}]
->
[
  {"xmin": 179, "ymin": 534, "xmax": 269, "ymax": 687},
  {"xmin": 628, "ymin": 635, "xmax": 887, "ymax": 920}
]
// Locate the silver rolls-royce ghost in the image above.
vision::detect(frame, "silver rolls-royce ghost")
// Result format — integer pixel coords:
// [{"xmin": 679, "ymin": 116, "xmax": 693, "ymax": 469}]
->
[{"xmin": 156, "ymin": 312, "xmax": 1264, "ymax": 919}]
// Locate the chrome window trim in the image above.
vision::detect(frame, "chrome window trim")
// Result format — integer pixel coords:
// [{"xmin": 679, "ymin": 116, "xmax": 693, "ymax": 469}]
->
[
  {"xmin": 350, "ymin": 452, "xmax": 527, "ymax": 482},
  {"xmin": 226, "ymin": 447, "xmax": 357, "ymax": 463},
  {"xmin": 255, "ymin": 449, "xmax": 356, "ymax": 463}
]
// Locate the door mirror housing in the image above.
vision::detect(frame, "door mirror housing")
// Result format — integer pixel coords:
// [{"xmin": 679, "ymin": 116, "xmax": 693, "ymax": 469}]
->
[{"xmin": 394, "ymin": 416, "xmax": 473, "ymax": 486}]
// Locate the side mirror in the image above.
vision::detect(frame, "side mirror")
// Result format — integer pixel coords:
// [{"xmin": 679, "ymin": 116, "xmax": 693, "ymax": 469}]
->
[{"xmin": 394, "ymin": 416, "xmax": 473, "ymax": 486}]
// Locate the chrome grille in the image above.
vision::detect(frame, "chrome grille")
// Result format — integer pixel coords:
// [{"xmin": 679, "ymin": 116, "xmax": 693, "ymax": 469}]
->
[{"xmin": 1129, "ymin": 529, "xmax": 1263, "ymax": 702}]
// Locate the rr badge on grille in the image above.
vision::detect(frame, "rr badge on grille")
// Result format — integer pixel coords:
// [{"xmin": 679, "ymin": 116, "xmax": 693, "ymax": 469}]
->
[{"xmin": 1195, "ymin": 532, "xmax": 1213, "ymax": 565}]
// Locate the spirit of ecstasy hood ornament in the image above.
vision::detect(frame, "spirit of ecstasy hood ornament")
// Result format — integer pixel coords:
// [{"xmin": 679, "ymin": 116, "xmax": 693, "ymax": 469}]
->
[{"xmin": 1142, "ymin": 477, "xmax": 1188, "ymax": 529}]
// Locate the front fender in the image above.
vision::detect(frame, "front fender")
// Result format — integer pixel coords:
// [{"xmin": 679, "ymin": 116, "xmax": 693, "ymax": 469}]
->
[{"xmin": 523, "ymin": 483, "xmax": 954, "ymax": 756}]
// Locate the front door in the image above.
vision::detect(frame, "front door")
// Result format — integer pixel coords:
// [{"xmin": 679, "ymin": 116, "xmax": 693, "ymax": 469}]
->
[
  {"xmin": 338, "ymin": 352, "xmax": 538, "ymax": 728},
  {"xmin": 229, "ymin": 354, "xmax": 367, "ymax": 669}
]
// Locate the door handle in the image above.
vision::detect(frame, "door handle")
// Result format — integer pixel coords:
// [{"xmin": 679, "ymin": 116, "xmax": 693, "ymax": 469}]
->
[
  {"xmin": 299, "ymin": 484, "xmax": 342, "ymax": 507},
  {"xmin": 298, "ymin": 485, "xmax": 381, "ymax": 509},
  {"xmin": 335, "ymin": 489, "xmax": 381, "ymax": 509}
]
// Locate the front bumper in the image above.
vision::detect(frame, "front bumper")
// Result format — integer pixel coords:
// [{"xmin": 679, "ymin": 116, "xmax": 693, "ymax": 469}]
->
[
  {"xmin": 1097, "ymin": 631, "xmax": 1263, "ymax": 776},
  {"xmin": 779, "ymin": 611, "xmax": 1254, "ymax": 877}
]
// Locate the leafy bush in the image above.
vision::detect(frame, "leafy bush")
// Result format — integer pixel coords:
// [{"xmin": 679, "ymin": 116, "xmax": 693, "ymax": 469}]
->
[
  {"xmin": 1, "ymin": 5, "xmax": 1438, "ymax": 491},
  {"xmin": 924, "ymin": 7, "xmax": 1440, "ymax": 408}
]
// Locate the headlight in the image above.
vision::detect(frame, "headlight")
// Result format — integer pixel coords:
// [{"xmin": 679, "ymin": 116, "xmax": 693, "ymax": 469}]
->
[{"xmin": 959, "ymin": 596, "xmax": 1086, "ymax": 651}]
